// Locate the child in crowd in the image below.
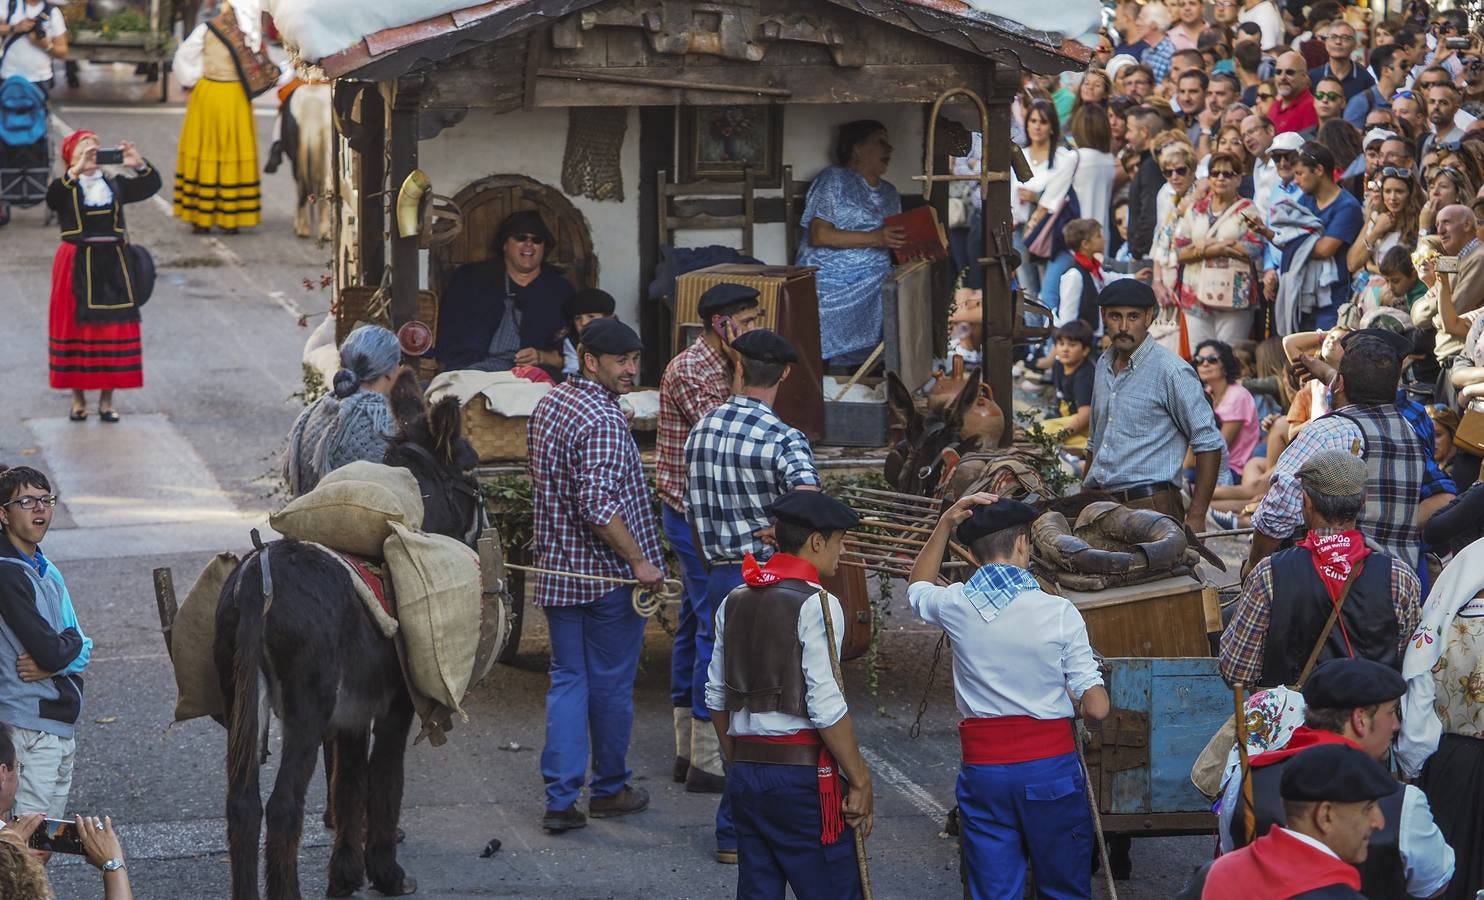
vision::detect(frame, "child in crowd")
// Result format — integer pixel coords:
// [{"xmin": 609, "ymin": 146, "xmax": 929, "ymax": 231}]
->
[
  {"xmin": 1041, "ymin": 320, "xmax": 1096, "ymax": 450},
  {"xmin": 1055, "ymin": 218, "xmax": 1106, "ymax": 331},
  {"xmin": 1380, "ymin": 245, "xmax": 1428, "ymax": 313},
  {"xmin": 560, "ymin": 288, "xmax": 617, "ymax": 377},
  {"xmin": 1282, "ymin": 323, "xmax": 1351, "ymax": 438}
]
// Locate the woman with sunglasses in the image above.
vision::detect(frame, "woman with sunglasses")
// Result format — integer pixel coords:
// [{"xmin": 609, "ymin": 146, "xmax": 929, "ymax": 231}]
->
[
  {"xmin": 1253, "ymin": 79, "xmax": 1277, "ymax": 118},
  {"xmin": 1214, "ymin": 125, "xmax": 1257, "ymax": 196},
  {"xmin": 1152, "ymin": 138, "xmax": 1200, "ymax": 308},
  {"xmin": 1347, "ymin": 166, "xmax": 1423, "ymax": 284},
  {"xmin": 1171, "ymin": 151, "xmax": 1266, "ymax": 344},
  {"xmin": 1190, "ymin": 339, "xmax": 1261, "ymax": 484}
]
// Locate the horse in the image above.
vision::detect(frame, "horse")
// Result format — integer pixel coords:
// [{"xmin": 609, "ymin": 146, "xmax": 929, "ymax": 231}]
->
[
  {"xmin": 277, "ymin": 81, "xmax": 333, "ymax": 241},
  {"xmin": 215, "ymin": 396, "xmax": 482, "ymax": 900}
]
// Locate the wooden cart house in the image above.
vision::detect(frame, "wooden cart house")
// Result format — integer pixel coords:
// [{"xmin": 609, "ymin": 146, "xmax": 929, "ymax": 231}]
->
[{"xmin": 279, "ymin": 0, "xmax": 1094, "ymax": 440}]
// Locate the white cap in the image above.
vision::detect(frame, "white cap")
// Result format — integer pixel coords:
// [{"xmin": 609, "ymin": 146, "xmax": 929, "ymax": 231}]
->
[
  {"xmin": 1106, "ymin": 55, "xmax": 1137, "ymax": 83},
  {"xmin": 1269, "ymin": 132, "xmax": 1305, "ymax": 153},
  {"xmin": 1364, "ymin": 128, "xmax": 1399, "ymax": 147}
]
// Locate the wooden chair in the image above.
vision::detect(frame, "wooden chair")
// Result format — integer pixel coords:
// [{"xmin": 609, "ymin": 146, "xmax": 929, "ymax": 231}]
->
[
  {"xmin": 780, "ymin": 164, "xmax": 815, "ymax": 264},
  {"xmin": 657, "ymin": 166, "xmax": 757, "ymax": 258}
]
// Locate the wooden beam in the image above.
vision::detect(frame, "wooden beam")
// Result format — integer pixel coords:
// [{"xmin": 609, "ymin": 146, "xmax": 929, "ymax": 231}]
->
[
  {"xmin": 344, "ymin": 81, "xmax": 386, "ymax": 288},
  {"xmin": 637, "ymin": 106, "xmax": 674, "ymax": 383},
  {"xmin": 982, "ymin": 61, "xmax": 1018, "ymax": 448},
  {"xmin": 387, "ymin": 77, "xmax": 423, "ymax": 329}
]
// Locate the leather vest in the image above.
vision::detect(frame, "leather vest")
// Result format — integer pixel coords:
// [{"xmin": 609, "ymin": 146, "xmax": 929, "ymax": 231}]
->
[
  {"xmin": 1258, "ymin": 548, "xmax": 1398, "ymax": 689},
  {"xmin": 721, "ymin": 578, "xmax": 815, "ymax": 718},
  {"xmin": 1230, "ymin": 757, "xmax": 1407, "ymax": 899}
]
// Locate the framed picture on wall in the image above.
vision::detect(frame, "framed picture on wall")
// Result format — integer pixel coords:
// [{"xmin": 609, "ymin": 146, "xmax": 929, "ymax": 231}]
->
[{"xmin": 678, "ymin": 105, "xmax": 784, "ymax": 187}]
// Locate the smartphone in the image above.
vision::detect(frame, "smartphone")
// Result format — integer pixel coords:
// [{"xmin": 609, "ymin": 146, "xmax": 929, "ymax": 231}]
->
[
  {"xmin": 1101, "ymin": 258, "xmax": 1153, "ymax": 275},
  {"xmin": 94, "ymin": 148, "xmax": 124, "ymax": 165},
  {"xmin": 25, "ymin": 817, "xmax": 86, "ymax": 855},
  {"xmin": 711, "ymin": 314, "xmax": 733, "ymax": 338},
  {"xmin": 1446, "ymin": 36, "xmax": 1472, "ymax": 49},
  {"xmin": 1437, "ymin": 255, "xmax": 1461, "ymax": 274}
]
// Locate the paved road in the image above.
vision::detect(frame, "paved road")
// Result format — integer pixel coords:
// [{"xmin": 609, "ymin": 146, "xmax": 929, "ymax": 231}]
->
[{"xmin": 2, "ymin": 66, "xmax": 1211, "ymax": 899}]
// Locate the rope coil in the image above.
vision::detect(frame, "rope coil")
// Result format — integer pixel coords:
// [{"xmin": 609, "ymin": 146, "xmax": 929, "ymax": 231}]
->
[{"xmin": 501, "ymin": 562, "xmax": 683, "ymax": 618}]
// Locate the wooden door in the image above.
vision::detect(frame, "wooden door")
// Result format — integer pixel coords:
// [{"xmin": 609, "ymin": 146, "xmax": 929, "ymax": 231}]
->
[{"xmin": 431, "ymin": 174, "xmax": 598, "ymax": 292}]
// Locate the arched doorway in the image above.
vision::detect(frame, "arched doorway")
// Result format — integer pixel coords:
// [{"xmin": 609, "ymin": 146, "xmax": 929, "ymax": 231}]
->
[{"xmin": 431, "ymin": 174, "xmax": 598, "ymax": 292}]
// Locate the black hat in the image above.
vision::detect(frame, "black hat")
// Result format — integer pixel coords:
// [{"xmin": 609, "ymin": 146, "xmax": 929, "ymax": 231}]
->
[
  {"xmin": 1342, "ymin": 327, "xmax": 1411, "ymax": 360},
  {"xmin": 579, "ymin": 318, "xmax": 642, "ymax": 355},
  {"xmin": 496, "ymin": 209, "xmax": 555, "ymax": 248},
  {"xmin": 563, "ymin": 288, "xmax": 616, "ymax": 320},
  {"xmin": 698, "ymin": 283, "xmax": 761, "ymax": 319},
  {"xmin": 1097, "ymin": 279, "xmax": 1158, "ymax": 309},
  {"xmin": 768, "ymin": 490, "xmax": 861, "ymax": 532},
  {"xmin": 1279, "ymin": 744, "xmax": 1401, "ymax": 803},
  {"xmin": 956, "ymin": 499, "xmax": 1039, "ymax": 546},
  {"xmin": 731, "ymin": 329, "xmax": 797, "ymax": 364},
  {"xmin": 1302, "ymin": 658, "xmax": 1407, "ymax": 710}
]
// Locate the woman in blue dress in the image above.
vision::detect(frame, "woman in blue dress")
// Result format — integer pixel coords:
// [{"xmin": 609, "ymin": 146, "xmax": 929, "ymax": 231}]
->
[{"xmin": 796, "ymin": 120, "xmax": 906, "ymax": 367}]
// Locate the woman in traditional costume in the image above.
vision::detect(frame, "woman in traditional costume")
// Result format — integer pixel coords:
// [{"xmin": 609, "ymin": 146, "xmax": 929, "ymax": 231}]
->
[
  {"xmin": 171, "ymin": 0, "xmax": 265, "ymax": 234},
  {"xmin": 45, "ymin": 130, "xmax": 160, "ymax": 422}
]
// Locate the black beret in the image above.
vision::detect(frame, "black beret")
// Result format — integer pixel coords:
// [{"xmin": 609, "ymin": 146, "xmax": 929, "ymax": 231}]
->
[
  {"xmin": 579, "ymin": 318, "xmax": 642, "ymax": 355},
  {"xmin": 1097, "ymin": 278, "xmax": 1158, "ymax": 309},
  {"xmin": 563, "ymin": 288, "xmax": 616, "ymax": 320},
  {"xmin": 732, "ymin": 329, "xmax": 797, "ymax": 364},
  {"xmin": 1342, "ymin": 327, "xmax": 1411, "ymax": 360},
  {"xmin": 768, "ymin": 490, "xmax": 861, "ymax": 532},
  {"xmin": 1301, "ymin": 658, "xmax": 1407, "ymax": 710},
  {"xmin": 698, "ymin": 283, "xmax": 761, "ymax": 318},
  {"xmin": 956, "ymin": 499, "xmax": 1039, "ymax": 546},
  {"xmin": 496, "ymin": 209, "xmax": 555, "ymax": 248},
  {"xmin": 1279, "ymin": 744, "xmax": 1400, "ymax": 803}
]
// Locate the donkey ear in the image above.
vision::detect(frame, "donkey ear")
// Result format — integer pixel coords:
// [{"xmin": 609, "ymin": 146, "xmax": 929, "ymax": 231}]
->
[
  {"xmin": 947, "ymin": 367, "xmax": 983, "ymax": 434},
  {"xmin": 886, "ymin": 371, "xmax": 923, "ymax": 442},
  {"xmin": 388, "ymin": 366, "xmax": 425, "ymax": 428},
  {"xmin": 428, "ymin": 397, "xmax": 464, "ymax": 463}
]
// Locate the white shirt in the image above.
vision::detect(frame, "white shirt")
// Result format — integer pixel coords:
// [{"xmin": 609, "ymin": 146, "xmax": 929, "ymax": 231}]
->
[
  {"xmin": 1012, "ymin": 147, "xmax": 1077, "ymax": 227},
  {"xmin": 907, "ymin": 583, "xmax": 1103, "ymax": 719},
  {"xmin": 704, "ymin": 579, "xmax": 848, "ymax": 736},
  {"xmin": 1238, "ymin": 0, "xmax": 1284, "ymax": 53},
  {"xmin": 1058, "ymin": 266, "xmax": 1104, "ymax": 329},
  {"xmin": 1073, "ymin": 147, "xmax": 1116, "ymax": 240},
  {"xmin": 0, "ymin": 1, "xmax": 66, "ymax": 83},
  {"xmin": 1277, "ymin": 827, "xmax": 1342, "ymax": 860},
  {"xmin": 1253, "ymin": 157, "xmax": 1280, "ymax": 217}
]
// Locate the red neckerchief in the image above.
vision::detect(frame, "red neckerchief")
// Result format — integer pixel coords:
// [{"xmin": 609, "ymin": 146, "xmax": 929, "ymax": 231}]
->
[
  {"xmin": 741, "ymin": 551, "xmax": 820, "ymax": 587},
  {"xmin": 1296, "ymin": 529, "xmax": 1370, "ymax": 604},
  {"xmin": 1249, "ymin": 726, "xmax": 1356, "ymax": 768},
  {"xmin": 1073, "ymin": 251, "xmax": 1103, "ymax": 285},
  {"xmin": 1203, "ymin": 827, "xmax": 1363, "ymax": 899}
]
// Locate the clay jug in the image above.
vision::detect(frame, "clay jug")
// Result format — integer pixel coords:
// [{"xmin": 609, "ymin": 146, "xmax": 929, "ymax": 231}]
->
[
  {"xmin": 927, "ymin": 356, "xmax": 971, "ymax": 413},
  {"xmin": 959, "ymin": 383, "xmax": 1005, "ymax": 447}
]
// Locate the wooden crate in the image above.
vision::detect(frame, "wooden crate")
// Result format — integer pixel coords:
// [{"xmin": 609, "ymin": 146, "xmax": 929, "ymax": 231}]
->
[
  {"xmin": 1057, "ymin": 574, "xmax": 1218, "ymax": 658},
  {"xmin": 464, "ymin": 400, "xmax": 529, "ymax": 463},
  {"xmin": 1082, "ymin": 657, "xmax": 1227, "ymax": 833}
]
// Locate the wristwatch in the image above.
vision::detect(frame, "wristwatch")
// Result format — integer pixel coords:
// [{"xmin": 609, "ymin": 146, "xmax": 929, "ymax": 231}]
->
[{"xmin": 102, "ymin": 858, "xmax": 125, "ymax": 873}]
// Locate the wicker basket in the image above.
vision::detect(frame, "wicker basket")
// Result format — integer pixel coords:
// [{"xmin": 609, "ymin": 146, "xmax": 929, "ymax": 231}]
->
[
  {"xmin": 463, "ymin": 398, "xmax": 530, "ymax": 463},
  {"xmin": 335, "ymin": 287, "xmax": 441, "ymax": 346}
]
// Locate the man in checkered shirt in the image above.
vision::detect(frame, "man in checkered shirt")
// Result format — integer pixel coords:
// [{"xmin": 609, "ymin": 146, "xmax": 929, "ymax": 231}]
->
[
  {"xmin": 656, "ymin": 283, "xmax": 763, "ymax": 796},
  {"xmin": 526, "ymin": 318, "xmax": 665, "ymax": 835},
  {"xmin": 683, "ymin": 327, "xmax": 821, "ymax": 864}
]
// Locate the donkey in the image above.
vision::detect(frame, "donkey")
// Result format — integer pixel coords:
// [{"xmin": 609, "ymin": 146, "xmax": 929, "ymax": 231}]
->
[
  {"xmin": 215, "ymin": 397, "xmax": 481, "ymax": 900},
  {"xmin": 277, "ymin": 82, "xmax": 333, "ymax": 241}
]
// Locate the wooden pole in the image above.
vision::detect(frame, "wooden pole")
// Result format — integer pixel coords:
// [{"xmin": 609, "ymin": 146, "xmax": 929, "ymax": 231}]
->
[
  {"xmin": 982, "ymin": 61, "xmax": 1020, "ymax": 448},
  {"xmin": 1232, "ymin": 686, "xmax": 1257, "ymax": 841},
  {"xmin": 152, "ymin": 567, "xmax": 178, "ymax": 659},
  {"xmin": 385, "ymin": 76, "xmax": 423, "ymax": 329}
]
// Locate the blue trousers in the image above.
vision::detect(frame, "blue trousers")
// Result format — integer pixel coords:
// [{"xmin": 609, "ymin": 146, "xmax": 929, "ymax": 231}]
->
[
  {"xmin": 728, "ymin": 762, "xmax": 863, "ymax": 900},
  {"xmin": 539, "ymin": 587, "xmax": 646, "ymax": 811},
  {"xmin": 957, "ymin": 751, "xmax": 1093, "ymax": 900},
  {"xmin": 706, "ymin": 564, "xmax": 745, "ymax": 851},
  {"xmin": 664, "ymin": 505, "xmax": 714, "ymax": 719}
]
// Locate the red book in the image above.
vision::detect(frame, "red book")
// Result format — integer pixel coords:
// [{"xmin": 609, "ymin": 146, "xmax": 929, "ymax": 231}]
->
[{"xmin": 884, "ymin": 206, "xmax": 949, "ymax": 264}]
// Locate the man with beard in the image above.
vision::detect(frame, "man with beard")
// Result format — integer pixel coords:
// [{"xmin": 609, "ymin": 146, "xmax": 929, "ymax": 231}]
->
[
  {"xmin": 1179, "ymin": 69, "xmax": 1212, "ymax": 142},
  {"xmin": 1271, "ymin": 51, "xmax": 1319, "ymax": 135},
  {"xmin": 1345, "ymin": 44, "xmax": 1408, "ymax": 128},
  {"xmin": 1423, "ymin": 82, "xmax": 1466, "ymax": 156}
]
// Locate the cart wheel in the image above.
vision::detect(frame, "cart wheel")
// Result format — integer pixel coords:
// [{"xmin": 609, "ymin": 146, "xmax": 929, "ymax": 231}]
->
[{"xmin": 496, "ymin": 568, "xmax": 525, "ymax": 665}]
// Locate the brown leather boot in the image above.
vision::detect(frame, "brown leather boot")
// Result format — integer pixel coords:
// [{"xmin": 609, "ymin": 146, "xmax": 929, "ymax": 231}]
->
[{"xmin": 588, "ymin": 785, "xmax": 650, "ymax": 819}]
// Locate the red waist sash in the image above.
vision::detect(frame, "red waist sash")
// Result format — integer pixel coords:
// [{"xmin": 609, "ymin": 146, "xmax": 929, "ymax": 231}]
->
[
  {"xmin": 736, "ymin": 730, "xmax": 844, "ymax": 845},
  {"xmin": 959, "ymin": 716, "xmax": 1074, "ymax": 765}
]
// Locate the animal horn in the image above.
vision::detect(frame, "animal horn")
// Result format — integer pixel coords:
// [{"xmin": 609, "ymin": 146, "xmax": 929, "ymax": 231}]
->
[{"xmin": 396, "ymin": 169, "xmax": 432, "ymax": 238}]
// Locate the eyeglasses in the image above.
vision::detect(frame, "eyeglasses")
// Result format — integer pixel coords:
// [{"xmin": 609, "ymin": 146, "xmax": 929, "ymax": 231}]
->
[
  {"xmin": 1313, "ymin": 91, "xmax": 1344, "ymax": 102},
  {"xmin": 1380, "ymin": 166, "xmax": 1415, "ymax": 179},
  {"xmin": 510, "ymin": 232, "xmax": 546, "ymax": 244},
  {"xmin": 1162, "ymin": 165, "xmax": 1191, "ymax": 177},
  {"xmin": 2, "ymin": 495, "xmax": 58, "ymax": 511},
  {"xmin": 1274, "ymin": 68, "xmax": 1302, "ymax": 77},
  {"xmin": 1193, "ymin": 354, "xmax": 1223, "ymax": 364},
  {"xmin": 1209, "ymin": 170, "xmax": 1238, "ymax": 178},
  {"xmin": 1420, "ymin": 80, "xmax": 1452, "ymax": 91},
  {"xmin": 1256, "ymin": 91, "xmax": 1275, "ymax": 101},
  {"xmin": 1324, "ymin": 32, "xmax": 1355, "ymax": 42}
]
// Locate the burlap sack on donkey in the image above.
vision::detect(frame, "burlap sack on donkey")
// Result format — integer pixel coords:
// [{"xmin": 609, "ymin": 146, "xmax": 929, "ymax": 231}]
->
[
  {"xmin": 271, "ymin": 461, "xmax": 424, "ymax": 558},
  {"xmin": 171, "ymin": 552, "xmax": 240, "ymax": 721},
  {"xmin": 383, "ymin": 522, "xmax": 482, "ymax": 720}
]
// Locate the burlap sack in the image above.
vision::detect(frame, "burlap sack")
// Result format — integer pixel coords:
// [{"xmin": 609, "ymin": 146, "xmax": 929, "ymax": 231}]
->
[
  {"xmin": 1191, "ymin": 713, "xmax": 1237, "ymax": 799},
  {"xmin": 383, "ymin": 522, "xmax": 482, "ymax": 720},
  {"xmin": 271, "ymin": 462, "xmax": 424, "ymax": 558},
  {"xmin": 171, "ymin": 552, "xmax": 240, "ymax": 721}
]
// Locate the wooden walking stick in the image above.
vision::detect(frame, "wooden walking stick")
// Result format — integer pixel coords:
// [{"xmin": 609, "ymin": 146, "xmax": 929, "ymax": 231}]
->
[
  {"xmin": 1232, "ymin": 684, "xmax": 1257, "ymax": 841},
  {"xmin": 816, "ymin": 589, "xmax": 875, "ymax": 900}
]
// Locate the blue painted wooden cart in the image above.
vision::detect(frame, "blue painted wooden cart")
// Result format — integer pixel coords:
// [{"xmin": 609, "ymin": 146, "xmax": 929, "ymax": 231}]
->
[{"xmin": 1082, "ymin": 657, "xmax": 1229, "ymax": 836}]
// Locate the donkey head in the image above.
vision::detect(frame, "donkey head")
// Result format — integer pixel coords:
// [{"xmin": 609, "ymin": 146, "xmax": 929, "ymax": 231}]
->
[
  {"xmin": 884, "ymin": 367, "xmax": 986, "ymax": 497},
  {"xmin": 385, "ymin": 396, "xmax": 483, "ymax": 545}
]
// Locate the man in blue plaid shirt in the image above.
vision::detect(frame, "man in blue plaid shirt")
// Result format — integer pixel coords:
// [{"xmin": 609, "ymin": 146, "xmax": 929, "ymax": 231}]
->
[
  {"xmin": 683, "ymin": 328, "xmax": 820, "ymax": 864},
  {"xmin": 527, "ymin": 318, "xmax": 665, "ymax": 834}
]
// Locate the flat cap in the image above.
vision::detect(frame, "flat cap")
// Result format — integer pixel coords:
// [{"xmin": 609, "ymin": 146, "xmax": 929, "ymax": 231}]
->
[
  {"xmin": 1097, "ymin": 278, "xmax": 1158, "ymax": 309},
  {"xmin": 563, "ymin": 288, "xmax": 616, "ymax": 320},
  {"xmin": 698, "ymin": 283, "xmax": 761, "ymax": 318},
  {"xmin": 1364, "ymin": 128, "xmax": 1398, "ymax": 148},
  {"xmin": 579, "ymin": 318, "xmax": 642, "ymax": 355},
  {"xmin": 1303, "ymin": 658, "xmax": 1407, "ymax": 710},
  {"xmin": 732, "ymin": 329, "xmax": 797, "ymax": 364},
  {"xmin": 1280, "ymin": 744, "xmax": 1400, "ymax": 803},
  {"xmin": 768, "ymin": 490, "xmax": 861, "ymax": 532},
  {"xmin": 1295, "ymin": 448, "xmax": 1367, "ymax": 496},
  {"xmin": 956, "ymin": 499, "xmax": 1039, "ymax": 546},
  {"xmin": 1343, "ymin": 326, "xmax": 1412, "ymax": 360}
]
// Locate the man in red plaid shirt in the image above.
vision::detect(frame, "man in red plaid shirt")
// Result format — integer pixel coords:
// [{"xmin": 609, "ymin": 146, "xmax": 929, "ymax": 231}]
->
[
  {"xmin": 656, "ymin": 283, "xmax": 763, "ymax": 795},
  {"xmin": 527, "ymin": 317, "xmax": 665, "ymax": 834}
]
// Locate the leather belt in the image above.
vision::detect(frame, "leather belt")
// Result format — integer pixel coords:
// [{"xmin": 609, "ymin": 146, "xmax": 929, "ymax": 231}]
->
[
  {"xmin": 732, "ymin": 741, "xmax": 820, "ymax": 767},
  {"xmin": 1107, "ymin": 481, "xmax": 1179, "ymax": 503}
]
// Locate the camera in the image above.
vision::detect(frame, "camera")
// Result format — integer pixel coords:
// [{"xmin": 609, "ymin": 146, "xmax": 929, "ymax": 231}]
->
[
  {"xmin": 94, "ymin": 148, "xmax": 124, "ymax": 165},
  {"xmin": 1446, "ymin": 36, "xmax": 1472, "ymax": 49},
  {"xmin": 23, "ymin": 817, "xmax": 86, "ymax": 855}
]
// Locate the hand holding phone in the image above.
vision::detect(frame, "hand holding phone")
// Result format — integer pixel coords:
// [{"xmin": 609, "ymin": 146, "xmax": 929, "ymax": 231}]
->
[
  {"xmin": 26, "ymin": 817, "xmax": 86, "ymax": 855},
  {"xmin": 712, "ymin": 314, "xmax": 735, "ymax": 343}
]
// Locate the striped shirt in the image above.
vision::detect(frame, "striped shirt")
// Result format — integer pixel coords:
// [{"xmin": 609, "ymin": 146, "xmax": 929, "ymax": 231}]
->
[
  {"xmin": 656, "ymin": 338, "xmax": 731, "ymax": 513},
  {"xmin": 527, "ymin": 376, "xmax": 664, "ymax": 607},
  {"xmin": 684, "ymin": 395, "xmax": 819, "ymax": 564},
  {"xmin": 1087, "ymin": 335, "xmax": 1227, "ymax": 490}
]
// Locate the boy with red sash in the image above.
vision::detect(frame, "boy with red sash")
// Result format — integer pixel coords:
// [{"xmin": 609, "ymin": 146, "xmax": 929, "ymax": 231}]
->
[
  {"xmin": 907, "ymin": 494, "xmax": 1110, "ymax": 899},
  {"xmin": 704, "ymin": 490, "xmax": 871, "ymax": 899}
]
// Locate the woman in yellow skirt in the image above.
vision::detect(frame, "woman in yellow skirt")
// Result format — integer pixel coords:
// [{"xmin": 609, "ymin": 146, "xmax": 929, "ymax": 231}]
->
[{"xmin": 170, "ymin": 1, "xmax": 263, "ymax": 234}]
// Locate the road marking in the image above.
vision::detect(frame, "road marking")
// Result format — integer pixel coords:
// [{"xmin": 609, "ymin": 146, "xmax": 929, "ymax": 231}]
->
[{"xmin": 861, "ymin": 747, "xmax": 949, "ymax": 823}]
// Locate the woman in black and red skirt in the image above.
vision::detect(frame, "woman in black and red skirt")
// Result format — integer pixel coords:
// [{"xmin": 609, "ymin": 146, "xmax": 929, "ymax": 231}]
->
[{"xmin": 46, "ymin": 130, "xmax": 161, "ymax": 422}]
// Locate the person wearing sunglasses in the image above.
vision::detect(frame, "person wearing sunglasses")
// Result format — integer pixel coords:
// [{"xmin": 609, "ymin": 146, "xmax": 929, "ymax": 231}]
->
[
  {"xmin": 1172, "ymin": 152, "xmax": 1266, "ymax": 346},
  {"xmin": 1344, "ymin": 44, "xmax": 1408, "ymax": 130},
  {"xmin": 1270, "ymin": 51, "xmax": 1320, "ymax": 136},
  {"xmin": 1152, "ymin": 141, "xmax": 1200, "ymax": 306},
  {"xmin": 1310, "ymin": 76, "xmax": 1348, "ymax": 135},
  {"xmin": 431, "ymin": 208, "xmax": 574, "ymax": 380},
  {"xmin": 0, "ymin": 466, "xmax": 91, "ymax": 828},
  {"xmin": 1460, "ymin": 53, "xmax": 1484, "ymax": 118}
]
